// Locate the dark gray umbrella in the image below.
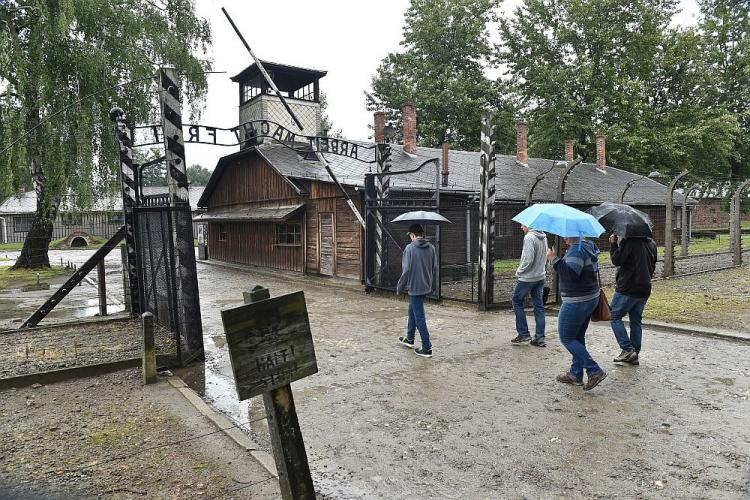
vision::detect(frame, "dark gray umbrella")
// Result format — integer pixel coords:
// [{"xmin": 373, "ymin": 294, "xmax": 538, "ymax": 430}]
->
[
  {"xmin": 390, "ymin": 210, "xmax": 452, "ymax": 225},
  {"xmin": 587, "ymin": 202, "xmax": 653, "ymax": 238}
]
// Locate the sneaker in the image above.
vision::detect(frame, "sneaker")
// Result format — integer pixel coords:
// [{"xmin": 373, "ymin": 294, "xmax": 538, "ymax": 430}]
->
[
  {"xmin": 530, "ymin": 339, "xmax": 546, "ymax": 347},
  {"xmin": 556, "ymin": 372, "xmax": 583, "ymax": 386},
  {"xmin": 583, "ymin": 370, "xmax": 608, "ymax": 391},
  {"xmin": 624, "ymin": 351, "xmax": 640, "ymax": 366},
  {"xmin": 398, "ymin": 336, "xmax": 414, "ymax": 348},
  {"xmin": 613, "ymin": 350, "xmax": 634, "ymax": 363},
  {"xmin": 511, "ymin": 335, "xmax": 532, "ymax": 345},
  {"xmin": 414, "ymin": 347, "xmax": 433, "ymax": 358}
]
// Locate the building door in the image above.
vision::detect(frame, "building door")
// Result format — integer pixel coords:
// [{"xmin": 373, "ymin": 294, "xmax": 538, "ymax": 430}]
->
[{"xmin": 319, "ymin": 213, "xmax": 335, "ymax": 276}]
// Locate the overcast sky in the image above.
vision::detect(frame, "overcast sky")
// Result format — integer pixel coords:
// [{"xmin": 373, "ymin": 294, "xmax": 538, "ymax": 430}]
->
[{"xmin": 185, "ymin": 0, "xmax": 701, "ymax": 171}]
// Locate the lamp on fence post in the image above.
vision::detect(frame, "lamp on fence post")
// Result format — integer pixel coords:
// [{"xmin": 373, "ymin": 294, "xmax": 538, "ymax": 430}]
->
[
  {"xmin": 731, "ymin": 179, "xmax": 750, "ymax": 266},
  {"xmin": 663, "ymin": 170, "xmax": 689, "ymax": 278},
  {"xmin": 681, "ymin": 184, "xmax": 700, "ymax": 257}
]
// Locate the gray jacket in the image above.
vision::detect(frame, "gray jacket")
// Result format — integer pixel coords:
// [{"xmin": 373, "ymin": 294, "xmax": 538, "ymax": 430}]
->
[
  {"xmin": 396, "ymin": 238, "xmax": 438, "ymax": 296},
  {"xmin": 516, "ymin": 230, "xmax": 548, "ymax": 282}
]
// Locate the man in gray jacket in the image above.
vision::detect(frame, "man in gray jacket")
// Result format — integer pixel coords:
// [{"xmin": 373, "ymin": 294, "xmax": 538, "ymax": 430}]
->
[
  {"xmin": 511, "ymin": 224, "xmax": 549, "ymax": 346},
  {"xmin": 397, "ymin": 223, "xmax": 438, "ymax": 358}
]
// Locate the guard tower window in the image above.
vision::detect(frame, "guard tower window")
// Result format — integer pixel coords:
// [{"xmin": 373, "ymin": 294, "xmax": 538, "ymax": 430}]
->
[
  {"xmin": 293, "ymin": 83, "xmax": 314, "ymax": 101},
  {"xmin": 242, "ymin": 82, "xmax": 261, "ymax": 103}
]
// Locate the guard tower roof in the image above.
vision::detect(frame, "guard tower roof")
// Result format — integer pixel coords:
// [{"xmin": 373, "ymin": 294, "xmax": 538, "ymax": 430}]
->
[{"xmin": 231, "ymin": 60, "xmax": 327, "ymax": 91}]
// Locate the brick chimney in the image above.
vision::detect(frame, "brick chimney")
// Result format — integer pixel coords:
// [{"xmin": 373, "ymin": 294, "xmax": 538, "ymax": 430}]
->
[
  {"xmin": 516, "ymin": 121, "xmax": 528, "ymax": 165},
  {"xmin": 401, "ymin": 103, "xmax": 417, "ymax": 154},
  {"xmin": 564, "ymin": 139, "xmax": 574, "ymax": 162},
  {"xmin": 596, "ymin": 134, "xmax": 606, "ymax": 171},
  {"xmin": 441, "ymin": 143, "xmax": 450, "ymax": 186},
  {"xmin": 374, "ymin": 111, "xmax": 385, "ymax": 143}
]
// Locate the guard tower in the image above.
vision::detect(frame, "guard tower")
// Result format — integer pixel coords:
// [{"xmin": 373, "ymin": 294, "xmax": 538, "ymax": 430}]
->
[{"xmin": 231, "ymin": 61, "xmax": 327, "ymax": 138}]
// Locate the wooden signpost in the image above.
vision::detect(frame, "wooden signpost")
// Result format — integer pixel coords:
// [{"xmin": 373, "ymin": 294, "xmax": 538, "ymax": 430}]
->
[{"xmin": 221, "ymin": 285, "xmax": 317, "ymax": 500}]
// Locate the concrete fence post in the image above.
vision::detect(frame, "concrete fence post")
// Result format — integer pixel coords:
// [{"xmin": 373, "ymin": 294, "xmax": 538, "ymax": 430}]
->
[
  {"xmin": 141, "ymin": 312, "xmax": 157, "ymax": 385},
  {"xmin": 120, "ymin": 245, "xmax": 132, "ymax": 312},
  {"xmin": 97, "ymin": 260, "xmax": 107, "ymax": 317},
  {"xmin": 731, "ymin": 180, "xmax": 750, "ymax": 266},
  {"xmin": 681, "ymin": 184, "xmax": 699, "ymax": 257},
  {"xmin": 663, "ymin": 170, "xmax": 689, "ymax": 278}
]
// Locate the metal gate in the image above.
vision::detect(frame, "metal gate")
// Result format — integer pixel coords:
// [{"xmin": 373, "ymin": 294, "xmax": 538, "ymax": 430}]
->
[
  {"xmin": 134, "ymin": 196, "xmax": 203, "ymax": 367},
  {"xmin": 363, "ymin": 157, "xmax": 442, "ymax": 298}
]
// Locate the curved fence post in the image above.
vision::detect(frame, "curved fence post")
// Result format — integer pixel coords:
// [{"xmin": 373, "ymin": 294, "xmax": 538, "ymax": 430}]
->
[
  {"xmin": 663, "ymin": 170, "xmax": 689, "ymax": 278},
  {"xmin": 525, "ymin": 160, "xmax": 560, "ymax": 206},
  {"xmin": 681, "ymin": 184, "xmax": 700, "ymax": 257},
  {"xmin": 550, "ymin": 156, "xmax": 584, "ymax": 303},
  {"xmin": 478, "ymin": 111, "xmax": 496, "ymax": 310},
  {"xmin": 731, "ymin": 179, "xmax": 750, "ymax": 266}
]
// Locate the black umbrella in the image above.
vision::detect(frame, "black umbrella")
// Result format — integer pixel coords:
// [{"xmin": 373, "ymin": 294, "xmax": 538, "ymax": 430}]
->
[{"xmin": 587, "ymin": 202, "xmax": 653, "ymax": 239}]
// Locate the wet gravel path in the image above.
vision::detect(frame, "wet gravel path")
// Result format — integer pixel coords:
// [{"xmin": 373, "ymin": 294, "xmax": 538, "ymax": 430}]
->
[{"xmin": 196, "ymin": 261, "xmax": 750, "ymax": 499}]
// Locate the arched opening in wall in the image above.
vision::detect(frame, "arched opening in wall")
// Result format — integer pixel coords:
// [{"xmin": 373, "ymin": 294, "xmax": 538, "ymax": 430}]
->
[{"xmin": 70, "ymin": 236, "xmax": 88, "ymax": 247}]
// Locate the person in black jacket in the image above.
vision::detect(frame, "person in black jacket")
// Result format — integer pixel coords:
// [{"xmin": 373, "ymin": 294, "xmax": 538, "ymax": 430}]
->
[{"xmin": 609, "ymin": 234, "xmax": 658, "ymax": 366}]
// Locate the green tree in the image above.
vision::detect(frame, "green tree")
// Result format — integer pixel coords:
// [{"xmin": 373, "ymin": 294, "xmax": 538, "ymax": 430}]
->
[
  {"xmin": 699, "ymin": 0, "xmax": 750, "ymax": 182},
  {"xmin": 367, "ymin": 0, "xmax": 512, "ymax": 151},
  {"xmin": 498, "ymin": 0, "xmax": 738, "ymax": 180},
  {"xmin": 187, "ymin": 164, "xmax": 211, "ymax": 186},
  {"xmin": 0, "ymin": 0, "xmax": 211, "ymax": 268}
]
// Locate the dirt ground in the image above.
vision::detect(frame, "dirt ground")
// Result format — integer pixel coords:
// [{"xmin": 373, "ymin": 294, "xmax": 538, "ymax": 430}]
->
[
  {"xmin": 2, "ymin": 250, "xmax": 750, "ymax": 498},
  {"xmin": 0, "ymin": 319, "xmax": 155, "ymax": 378},
  {"xmin": 196, "ymin": 261, "xmax": 750, "ymax": 499},
  {"xmin": 0, "ymin": 369, "xmax": 280, "ymax": 499}
]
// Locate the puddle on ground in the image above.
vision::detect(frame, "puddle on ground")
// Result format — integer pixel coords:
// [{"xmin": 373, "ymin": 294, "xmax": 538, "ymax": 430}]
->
[
  {"xmin": 73, "ymin": 299, "xmax": 125, "ymax": 319},
  {"xmin": 713, "ymin": 377, "xmax": 735, "ymax": 386}
]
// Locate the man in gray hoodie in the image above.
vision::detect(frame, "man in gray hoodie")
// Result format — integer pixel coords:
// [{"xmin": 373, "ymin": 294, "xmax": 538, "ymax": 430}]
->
[
  {"xmin": 511, "ymin": 224, "xmax": 549, "ymax": 346},
  {"xmin": 396, "ymin": 223, "xmax": 438, "ymax": 358}
]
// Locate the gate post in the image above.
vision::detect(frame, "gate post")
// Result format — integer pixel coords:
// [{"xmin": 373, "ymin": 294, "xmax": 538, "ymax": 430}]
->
[
  {"xmin": 110, "ymin": 107, "xmax": 141, "ymax": 316},
  {"xmin": 158, "ymin": 67, "xmax": 204, "ymax": 363},
  {"xmin": 731, "ymin": 180, "xmax": 750, "ymax": 266},
  {"xmin": 663, "ymin": 170, "xmax": 689, "ymax": 278},
  {"xmin": 374, "ymin": 143, "xmax": 392, "ymax": 285},
  {"xmin": 478, "ymin": 111, "xmax": 497, "ymax": 310}
]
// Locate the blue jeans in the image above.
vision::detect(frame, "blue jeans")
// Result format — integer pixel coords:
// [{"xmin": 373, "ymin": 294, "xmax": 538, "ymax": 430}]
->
[
  {"xmin": 610, "ymin": 292, "xmax": 648, "ymax": 352},
  {"xmin": 407, "ymin": 294, "xmax": 432, "ymax": 351},
  {"xmin": 512, "ymin": 280, "xmax": 546, "ymax": 341},
  {"xmin": 558, "ymin": 297, "xmax": 602, "ymax": 380}
]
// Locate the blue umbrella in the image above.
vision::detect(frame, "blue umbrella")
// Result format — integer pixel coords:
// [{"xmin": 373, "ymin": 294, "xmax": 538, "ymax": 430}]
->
[{"xmin": 512, "ymin": 203, "xmax": 605, "ymax": 238}]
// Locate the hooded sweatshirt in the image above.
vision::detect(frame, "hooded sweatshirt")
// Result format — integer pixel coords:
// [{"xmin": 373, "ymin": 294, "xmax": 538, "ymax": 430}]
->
[
  {"xmin": 516, "ymin": 230, "xmax": 548, "ymax": 282},
  {"xmin": 396, "ymin": 238, "xmax": 438, "ymax": 296},
  {"xmin": 552, "ymin": 240, "xmax": 601, "ymax": 303}
]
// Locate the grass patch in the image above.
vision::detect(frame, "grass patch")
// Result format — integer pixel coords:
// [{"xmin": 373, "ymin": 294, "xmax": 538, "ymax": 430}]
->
[
  {"xmin": 51, "ymin": 234, "xmax": 107, "ymax": 249},
  {"xmin": 0, "ymin": 265, "xmax": 71, "ymax": 291},
  {"xmin": 0, "ymin": 242, "xmax": 24, "ymax": 252},
  {"xmin": 0, "ymin": 234, "xmax": 109, "ymax": 252},
  {"xmin": 493, "ymin": 234, "xmax": 750, "ymax": 274},
  {"xmin": 604, "ymin": 266, "xmax": 750, "ymax": 330}
]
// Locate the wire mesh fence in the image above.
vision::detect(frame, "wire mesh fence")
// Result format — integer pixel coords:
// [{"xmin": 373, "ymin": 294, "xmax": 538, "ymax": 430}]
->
[{"xmin": 133, "ymin": 206, "xmax": 180, "ymax": 367}]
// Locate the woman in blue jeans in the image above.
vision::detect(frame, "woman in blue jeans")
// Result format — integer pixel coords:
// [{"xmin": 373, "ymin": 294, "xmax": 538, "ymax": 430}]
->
[{"xmin": 547, "ymin": 237, "xmax": 608, "ymax": 391}]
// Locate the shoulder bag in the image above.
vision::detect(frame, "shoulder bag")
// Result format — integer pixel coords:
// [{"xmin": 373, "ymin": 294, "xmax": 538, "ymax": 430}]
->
[{"xmin": 591, "ymin": 268, "xmax": 611, "ymax": 322}]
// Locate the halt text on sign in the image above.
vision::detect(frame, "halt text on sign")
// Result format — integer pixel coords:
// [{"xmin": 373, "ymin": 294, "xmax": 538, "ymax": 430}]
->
[{"xmin": 221, "ymin": 291, "xmax": 317, "ymax": 401}]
